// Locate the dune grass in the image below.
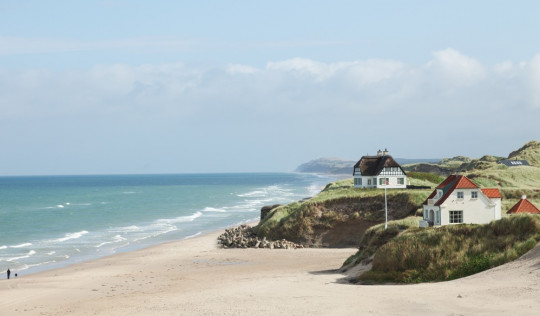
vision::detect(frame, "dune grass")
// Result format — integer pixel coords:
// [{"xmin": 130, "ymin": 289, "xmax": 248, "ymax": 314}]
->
[
  {"xmin": 255, "ymin": 176, "xmax": 432, "ymax": 244},
  {"xmin": 355, "ymin": 214, "xmax": 540, "ymax": 284},
  {"xmin": 342, "ymin": 216, "xmax": 421, "ymax": 267}
]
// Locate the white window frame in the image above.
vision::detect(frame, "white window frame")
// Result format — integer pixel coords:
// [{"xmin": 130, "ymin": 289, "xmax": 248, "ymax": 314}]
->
[
  {"xmin": 449, "ymin": 210, "xmax": 463, "ymax": 223},
  {"xmin": 471, "ymin": 191, "xmax": 478, "ymax": 199},
  {"xmin": 457, "ymin": 191, "xmax": 464, "ymax": 199}
]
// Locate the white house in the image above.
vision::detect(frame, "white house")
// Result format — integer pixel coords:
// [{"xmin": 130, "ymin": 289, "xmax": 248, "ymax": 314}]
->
[
  {"xmin": 353, "ymin": 149, "xmax": 407, "ymax": 189},
  {"xmin": 420, "ymin": 175, "xmax": 501, "ymax": 227}
]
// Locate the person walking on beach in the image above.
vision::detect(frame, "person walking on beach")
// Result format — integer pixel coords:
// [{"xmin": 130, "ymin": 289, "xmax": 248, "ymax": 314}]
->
[{"xmin": 7, "ymin": 269, "xmax": 10, "ymax": 280}]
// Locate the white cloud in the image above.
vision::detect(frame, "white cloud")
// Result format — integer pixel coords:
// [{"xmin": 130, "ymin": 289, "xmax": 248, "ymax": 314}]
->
[
  {"xmin": 0, "ymin": 48, "xmax": 539, "ymax": 175},
  {"xmin": 427, "ymin": 48, "xmax": 486, "ymax": 87},
  {"xmin": 526, "ymin": 54, "xmax": 540, "ymax": 108},
  {"xmin": 2, "ymin": 50, "xmax": 540, "ymax": 123}
]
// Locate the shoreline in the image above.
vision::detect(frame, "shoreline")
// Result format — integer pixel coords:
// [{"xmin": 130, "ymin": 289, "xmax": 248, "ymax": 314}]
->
[{"xmin": 1, "ymin": 224, "xmax": 539, "ymax": 315}]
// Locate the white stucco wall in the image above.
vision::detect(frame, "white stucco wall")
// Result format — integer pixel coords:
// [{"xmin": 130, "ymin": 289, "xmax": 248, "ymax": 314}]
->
[
  {"xmin": 374, "ymin": 175, "xmax": 407, "ymax": 189},
  {"xmin": 353, "ymin": 175, "xmax": 406, "ymax": 189},
  {"xmin": 439, "ymin": 189, "xmax": 499, "ymax": 225}
]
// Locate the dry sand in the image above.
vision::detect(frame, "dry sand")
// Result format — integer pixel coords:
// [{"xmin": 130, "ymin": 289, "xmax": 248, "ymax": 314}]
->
[{"xmin": 1, "ymin": 228, "xmax": 539, "ymax": 316}]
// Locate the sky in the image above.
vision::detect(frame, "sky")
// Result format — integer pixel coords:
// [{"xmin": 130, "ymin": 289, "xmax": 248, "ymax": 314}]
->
[{"xmin": 0, "ymin": 0, "xmax": 539, "ymax": 175}]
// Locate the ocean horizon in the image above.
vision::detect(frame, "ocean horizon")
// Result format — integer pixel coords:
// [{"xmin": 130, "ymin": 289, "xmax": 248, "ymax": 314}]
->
[{"xmin": 0, "ymin": 172, "xmax": 337, "ymax": 276}]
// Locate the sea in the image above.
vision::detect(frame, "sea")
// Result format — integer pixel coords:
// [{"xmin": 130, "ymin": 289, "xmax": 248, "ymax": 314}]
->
[{"xmin": 0, "ymin": 173, "xmax": 336, "ymax": 277}]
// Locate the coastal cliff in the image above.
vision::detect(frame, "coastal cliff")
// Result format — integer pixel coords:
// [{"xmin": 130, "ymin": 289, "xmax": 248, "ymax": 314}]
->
[{"xmin": 254, "ymin": 177, "xmax": 433, "ymax": 247}]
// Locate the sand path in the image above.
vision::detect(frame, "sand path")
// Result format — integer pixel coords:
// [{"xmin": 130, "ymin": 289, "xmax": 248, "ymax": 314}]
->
[{"xmin": 1, "ymin": 230, "xmax": 539, "ymax": 315}]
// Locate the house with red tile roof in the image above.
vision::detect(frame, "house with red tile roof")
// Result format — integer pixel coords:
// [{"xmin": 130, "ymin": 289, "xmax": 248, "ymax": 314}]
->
[
  {"xmin": 507, "ymin": 195, "xmax": 540, "ymax": 214},
  {"xmin": 353, "ymin": 149, "xmax": 407, "ymax": 189},
  {"xmin": 420, "ymin": 175, "xmax": 502, "ymax": 227}
]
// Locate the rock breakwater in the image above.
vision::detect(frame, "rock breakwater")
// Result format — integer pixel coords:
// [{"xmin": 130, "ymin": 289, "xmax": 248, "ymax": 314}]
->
[{"xmin": 218, "ymin": 224, "xmax": 304, "ymax": 249}]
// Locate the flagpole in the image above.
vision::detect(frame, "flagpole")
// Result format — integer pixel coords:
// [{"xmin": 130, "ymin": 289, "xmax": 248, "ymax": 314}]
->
[{"xmin": 384, "ymin": 184, "xmax": 388, "ymax": 230}]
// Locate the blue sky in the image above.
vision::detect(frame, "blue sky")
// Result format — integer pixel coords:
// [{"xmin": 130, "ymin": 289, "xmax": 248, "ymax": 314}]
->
[{"xmin": 0, "ymin": 0, "xmax": 539, "ymax": 175}]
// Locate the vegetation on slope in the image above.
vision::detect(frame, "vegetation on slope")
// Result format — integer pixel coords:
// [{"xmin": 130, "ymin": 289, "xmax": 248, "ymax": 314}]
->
[
  {"xmin": 404, "ymin": 140, "xmax": 540, "ymax": 212},
  {"xmin": 342, "ymin": 217, "xmax": 421, "ymax": 268},
  {"xmin": 352, "ymin": 214, "xmax": 540, "ymax": 284},
  {"xmin": 255, "ymin": 173, "xmax": 439, "ymax": 247},
  {"xmin": 508, "ymin": 140, "xmax": 540, "ymax": 166}
]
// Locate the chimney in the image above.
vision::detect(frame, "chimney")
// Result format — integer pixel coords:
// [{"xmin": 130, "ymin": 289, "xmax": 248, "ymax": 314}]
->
[
  {"xmin": 383, "ymin": 148, "xmax": 389, "ymax": 156},
  {"xmin": 522, "ymin": 195, "xmax": 527, "ymax": 200},
  {"xmin": 377, "ymin": 149, "xmax": 382, "ymax": 157}
]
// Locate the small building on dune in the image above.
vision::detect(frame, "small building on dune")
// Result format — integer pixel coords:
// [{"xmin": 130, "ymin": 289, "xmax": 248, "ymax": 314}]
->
[
  {"xmin": 420, "ymin": 175, "xmax": 501, "ymax": 227},
  {"xmin": 497, "ymin": 159, "xmax": 530, "ymax": 167},
  {"xmin": 352, "ymin": 149, "xmax": 407, "ymax": 189},
  {"xmin": 507, "ymin": 195, "xmax": 540, "ymax": 214}
]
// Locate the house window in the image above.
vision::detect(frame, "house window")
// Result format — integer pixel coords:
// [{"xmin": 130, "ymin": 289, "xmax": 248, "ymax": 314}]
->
[
  {"xmin": 471, "ymin": 191, "xmax": 478, "ymax": 199},
  {"xmin": 457, "ymin": 192, "xmax": 464, "ymax": 199},
  {"xmin": 354, "ymin": 178, "xmax": 362, "ymax": 186},
  {"xmin": 367, "ymin": 179, "xmax": 371, "ymax": 185},
  {"xmin": 449, "ymin": 211, "xmax": 463, "ymax": 223},
  {"xmin": 379, "ymin": 178, "xmax": 389, "ymax": 185},
  {"xmin": 397, "ymin": 178, "xmax": 404, "ymax": 185}
]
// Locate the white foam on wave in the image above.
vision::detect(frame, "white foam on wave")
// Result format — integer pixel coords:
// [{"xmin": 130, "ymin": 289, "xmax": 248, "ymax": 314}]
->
[
  {"xmin": 123, "ymin": 191, "xmax": 136, "ymax": 194},
  {"xmin": 56, "ymin": 205, "xmax": 64, "ymax": 208},
  {"xmin": 237, "ymin": 190, "xmax": 266, "ymax": 197},
  {"xmin": 307, "ymin": 184, "xmax": 323, "ymax": 197},
  {"xmin": 26, "ymin": 260, "xmax": 57, "ymax": 270},
  {"xmin": 7, "ymin": 250, "xmax": 36, "ymax": 262},
  {"xmin": 202, "ymin": 207, "xmax": 226, "ymax": 213},
  {"xmin": 116, "ymin": 225, "xmax": 141, "ymax": 232},
  {"xmin": 10, "ymin": 243, "xmax": 32, "ymax": 248},
  {"xmin": 96, "ymin": 234, "xmax": 127, "ymax": 248},
  {"xmin": 50, "ymin": 231, "xmax": 89, "ymax": 243},
  {"xmin": 185, "ymin": 232, "xmax": 202, "ymax": 239},
  {"xmin": 158, "ymin": 211, "xmax": 203, "ymax": 224},
  {"xmin": 0, "ymin": 245, "xmax": 7, "ymax": 250},
  {"xmin": 132, "ymin": 225, "xmax": 178, "ymax": 242}
]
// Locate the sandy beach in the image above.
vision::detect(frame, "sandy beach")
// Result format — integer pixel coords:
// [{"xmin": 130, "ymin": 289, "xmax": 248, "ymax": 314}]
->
[{"xmin": 1, "ymin": 226, "xmax": 539, "ymax": 316}]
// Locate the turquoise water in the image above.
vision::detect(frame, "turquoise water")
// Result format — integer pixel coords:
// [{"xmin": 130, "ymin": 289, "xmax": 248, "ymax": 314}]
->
[{"xmin": 0, "ymin": 173, "xmax": 334, "ymax": 276}]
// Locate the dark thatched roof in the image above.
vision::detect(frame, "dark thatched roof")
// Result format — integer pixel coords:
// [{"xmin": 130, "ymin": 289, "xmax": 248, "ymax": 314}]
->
[{"xmin": 353, "ymin": 155, "xmax": 404, "ymax": 176}]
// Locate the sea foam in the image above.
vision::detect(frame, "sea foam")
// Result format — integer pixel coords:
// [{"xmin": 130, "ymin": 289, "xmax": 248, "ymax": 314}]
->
[
  {"xmin": 10, "ymin": 243, "xmax": 32, "ymax": 248},
  {"xmin": 49, "ymin": 231, "xmax": 89, "ymax": 243}
]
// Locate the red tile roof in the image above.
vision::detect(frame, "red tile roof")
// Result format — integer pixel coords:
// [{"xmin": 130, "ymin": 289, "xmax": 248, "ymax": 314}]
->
[
  {"xmin": 507, "ymin": 198, "xmax": 540, "ymax": 214},
  {"xmin": 454, "ymin": 176, "xmax": 479, "ymax": 189},
  {"xmin": 481, "ymin": 188, "xmax": 501, "ymax": 198},
  {"xmin": 424, "ymin": 175, "xmax": 485, "ymax": 206},
  {"xmin": 436, "ymin": 175, "xmax": 457, "ymax": 189},
  {"xmin": 435, "ymin": 175, "xmax": 479, "ymax": 206}
]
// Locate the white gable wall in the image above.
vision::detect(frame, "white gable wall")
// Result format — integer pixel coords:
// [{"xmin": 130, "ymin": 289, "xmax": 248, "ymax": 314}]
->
[{"xmin": 439, "ymin": 189, "xmax": 500, "ymax": 225}]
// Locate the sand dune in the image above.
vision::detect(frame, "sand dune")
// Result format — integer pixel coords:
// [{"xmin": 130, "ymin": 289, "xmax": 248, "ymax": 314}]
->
[{"xmin": 1, "ymin": 229, "xmax": 539, "ymax": 315}]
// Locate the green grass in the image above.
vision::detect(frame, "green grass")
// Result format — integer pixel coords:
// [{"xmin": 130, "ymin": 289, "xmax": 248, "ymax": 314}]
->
[
  {"xmin": 355, "ymin": 214, "xmax": 540, "ymax": 284},
  {"xmin": 406, "ymin": 171, "xmax": 444, "ymax": 187},
  {"xmin": 255, "ymin": 177, "xmax": 431, "ymax": 245},
  {"xmin": 342, "ymin": 216, "xmax": 420, "ymax": 267}
]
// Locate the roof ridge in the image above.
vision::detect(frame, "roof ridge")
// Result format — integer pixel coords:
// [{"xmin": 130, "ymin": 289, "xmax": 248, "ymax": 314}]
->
[{"xmin": 507, "ymin": 198, "xmax": 540, "ymax": 214}]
